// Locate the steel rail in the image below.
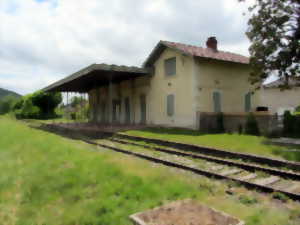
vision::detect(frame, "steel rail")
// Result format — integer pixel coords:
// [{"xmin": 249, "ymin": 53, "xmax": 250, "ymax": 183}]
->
[
  {"xmin": 82, "ymin": 138, "xmax": 300, "ymax": 201},
  {"xmin": 109, "ymin": 138, "xmax": 300, "ymax": 181}
]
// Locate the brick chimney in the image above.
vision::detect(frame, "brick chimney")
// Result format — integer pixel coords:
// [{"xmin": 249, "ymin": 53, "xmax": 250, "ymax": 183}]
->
[{"xmin": 206, "ymin": 37, "xmax": 218, "ymax": 51}]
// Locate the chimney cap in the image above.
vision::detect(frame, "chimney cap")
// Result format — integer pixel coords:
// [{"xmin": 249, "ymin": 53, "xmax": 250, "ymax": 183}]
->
[{"xmin": 206, "ymin": 37, "xmax": 218, "ymax": 51}]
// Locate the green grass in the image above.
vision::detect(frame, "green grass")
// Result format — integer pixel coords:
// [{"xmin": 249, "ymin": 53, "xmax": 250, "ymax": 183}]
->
[
  {"xmin": 121, "ymin": 127, "xmax": 300, "ymax": 161},
  {"xmin": 0, "ymin": 117, "xmax": 300, "ymax": 225}
]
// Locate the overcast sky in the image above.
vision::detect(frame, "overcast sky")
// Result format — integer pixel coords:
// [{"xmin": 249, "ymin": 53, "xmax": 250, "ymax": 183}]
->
[{"xmin": 0, "ymin": 0, "xmax": 253, "ymax": 95}]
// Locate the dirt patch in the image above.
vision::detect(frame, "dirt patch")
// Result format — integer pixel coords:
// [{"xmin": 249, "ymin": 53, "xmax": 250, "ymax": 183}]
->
[{"xmin": 131, "ymin": 199, "xmax": 244, "ymax": 225}]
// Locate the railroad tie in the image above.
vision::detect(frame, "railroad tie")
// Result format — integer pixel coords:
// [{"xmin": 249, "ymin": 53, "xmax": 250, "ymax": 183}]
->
[
  {"xmin": 284, "ymin": 183, "xmax": 300, "ymax": 193},
  {"xmin": 238, "ymin": 173, "xmax": 257, "ymax": 181},
  {"xmin": 220, "ymin": 169, "xmax": 241, "ymax": 176},
  {"xmin": 254, "ymin": 176, "xmax": 280, "ymax": 186},
  {"xmin": 210, "ymin": 165, "xmax": 224, "ymax": 171}
]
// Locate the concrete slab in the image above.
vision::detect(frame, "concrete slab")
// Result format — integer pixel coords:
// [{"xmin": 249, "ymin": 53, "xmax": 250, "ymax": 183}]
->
[
  {"xmin": 254, "ymin": 176, "xmax": 280, "ymax": 186},
  {"xmin": 129, "ymin": 199, "xmax": 245, "ymax": 225},
  {"xmin": 220, "ymin": 169, "xmax": 241, "ymax": 176},
  {"xmin": 284, "ymin": 183, "xmax": 300, "ymax": 193},
  {"xmin": 238, "ymin": 173, "xmax": 257, "ymax": 181},
  {"xmin": 210, "ymin": 165, "xmax": 224, "ymax": 171}
]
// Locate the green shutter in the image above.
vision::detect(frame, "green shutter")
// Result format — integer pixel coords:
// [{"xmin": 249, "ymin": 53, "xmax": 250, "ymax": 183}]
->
[
  {"xmin": 245, "ymin": 92, "xmax": 251, "ymax": 112},
  {"xmin": 167, "ymin": 94, "xmax": 175, "ymax": 116},
  {"xmin": 164, "ymin": 57, "xmax": 176, "ymax": 76},
  {"xmin": 213, "ymin": 91, "xmax": 221, "ymax": 113}
]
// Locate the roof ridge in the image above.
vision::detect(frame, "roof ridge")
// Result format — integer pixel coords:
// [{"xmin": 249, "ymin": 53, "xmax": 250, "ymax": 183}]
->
[{"xmin": 161, "ymin": 40, "xmax": 249, "ymax": 59}]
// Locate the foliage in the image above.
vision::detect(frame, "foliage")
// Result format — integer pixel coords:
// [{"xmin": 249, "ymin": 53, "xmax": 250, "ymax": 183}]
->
[
  {"xmin": 63, "ymin": 96, "xmax": 89, "ymax": 121},
  {"xmin": 14, "ymin": 97, "xmax": 41, "ymax": 119},
  {"xmin": 0, "ymin": 117, "xmax": 298, "ymax": 225},
  {"xmin": 239, "ymin": 195, "xmax": 259, "ymax": 205},
  {"xmin": 244, "ymin": 113, "xmax": 260, "ymax": 136},
  {"xmin": 272, "ymin": 192, "xmax": 289, "ymax": 202},
  {"xmin": 70, "ymin": 96, "xmax": 86, "ymax": 108},
  {"xmin": 216, "ymin": 112, "xmax": 225, "ymax": 133},
  {"xmin": 0, "ymin": 95, "xmax": 19, "ymax": 114},
  {"xmin": 282, "ymin": 111, "xmax": 300, "ymax": 137},
  {"xmin": 14, "ymin": 91, "xmax": 62, "ymax": 119},
  {"xmin": 283, "ymin": 110, "xmax": 295, "ymax": 136},
  {"xmin": 31, "ymin": 91, "xmax": 62, "ymax": 115},
  {"xmin": 240, "ymin": 0, "xmax": 300, "ymax": 88}
]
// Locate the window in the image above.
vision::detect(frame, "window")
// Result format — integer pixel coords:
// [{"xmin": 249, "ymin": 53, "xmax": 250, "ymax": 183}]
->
[
  {"xmin": 167, "ymin": 94, "xmax": 175, "ymax": 116},
  {"xmin": 164, "ymin": 57, "xmax": 176, "ymax": 76},
  {"xmin": 213, "ymin": 91, "xmax": 221, "ymax": 113},
  {"xmin": 245, "ymin": 92, "xmax": 252, "ymax": 112}
]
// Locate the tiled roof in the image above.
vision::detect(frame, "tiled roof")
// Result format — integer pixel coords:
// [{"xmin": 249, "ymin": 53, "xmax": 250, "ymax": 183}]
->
[{"xmin": 162, "ymin": 40, "xmax": 250, "ymax": 64}]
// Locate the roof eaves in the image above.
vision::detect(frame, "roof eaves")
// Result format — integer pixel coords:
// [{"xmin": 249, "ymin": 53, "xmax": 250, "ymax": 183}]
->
[{"xmin": 43, "ymin": 64, "xmax": 96, "ymax": 92}]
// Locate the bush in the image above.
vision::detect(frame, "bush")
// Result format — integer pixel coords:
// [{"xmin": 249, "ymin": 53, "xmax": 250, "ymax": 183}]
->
[
  {"xmin": 239, "ymin": 194, "xmax": 258, "ymax": 205},
  {"xmin": 283, "ymin": 111, "xmax": 295, "ymax": 136},
  {"xmin": 15, "ymin": 98, "xmax": 40, "ymax": 119},
  {"xmin": 14, "ymin": 91, "xmax": 62, "ymax": 119},
  {"xmin": 216, "ymin": 112, "xmax": 225, "ymax": 133},
  {"xmin": 272, "ymin": 192, "xmax": 289, "ymax": 202},
  {"xmin": 245, "ymin": 113, "xmax": 260, "ymax": 136},
  {"xmin": 294, "ymin": 115, "xmax": 300, "ymax": 137}
]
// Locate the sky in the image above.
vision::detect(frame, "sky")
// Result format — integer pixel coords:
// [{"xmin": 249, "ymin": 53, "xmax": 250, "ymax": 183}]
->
[{"xmin": 0, "ymin": 0, "xmax": 253, "ymax": 95}]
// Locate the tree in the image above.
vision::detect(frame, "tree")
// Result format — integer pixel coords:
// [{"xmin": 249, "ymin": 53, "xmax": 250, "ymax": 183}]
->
[
  {"xmin": 0, "ymin": 95, "xmax": 19, "ymax": 114},
  {"xmin": 70, "ymin": 96, "xmax": 86, "ymax": 108},
  {"xmin": 240, "ymin": 0, "xmax": 300, "ymax": 88},
  {"xmin": 31, "ymin": 91, "xmax": 62, "ymax": 116}
]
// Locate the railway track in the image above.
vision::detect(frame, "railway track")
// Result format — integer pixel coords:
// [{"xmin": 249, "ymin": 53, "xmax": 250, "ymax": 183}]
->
[{"xmin": 81, "ymin": 137, "xmax": 300, "ymax": 201}]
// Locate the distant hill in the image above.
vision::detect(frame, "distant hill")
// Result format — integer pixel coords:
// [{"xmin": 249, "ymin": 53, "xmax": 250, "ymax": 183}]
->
[{"xmin": 0, "ymin": 88, "xmax": 21, "ymax": 100}]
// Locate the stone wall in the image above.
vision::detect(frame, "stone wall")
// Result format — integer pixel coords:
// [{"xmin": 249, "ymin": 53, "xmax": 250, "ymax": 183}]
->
[{"xmin": 198, "ymin": 112, "xmax": 280, "ymax": 135}]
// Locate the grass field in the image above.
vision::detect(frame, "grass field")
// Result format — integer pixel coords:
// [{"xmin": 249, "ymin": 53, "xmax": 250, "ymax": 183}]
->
[
  {"xmin": 1, "ymin": 116, "xmax": 300, "ymax": 225},
  {"xmin": 121, "ymin": 127, "xmax": 300, "ymax": 162}
]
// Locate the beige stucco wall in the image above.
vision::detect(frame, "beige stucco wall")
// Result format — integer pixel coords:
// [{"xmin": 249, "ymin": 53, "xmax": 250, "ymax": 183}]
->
[
  {"xmin": 258, "ymin": 87, "xmax": 300, "ymax": 114},
  {"xmin": 88, "ymin": 48, "xmax": 257, "ymax": 130},
  {"xmin": 147, "ymin": 48, "xmax": 196, "ymax": 129},
  {"xmin": 194, "ymin": 58, "xmax": 258, "ymax": 114}
]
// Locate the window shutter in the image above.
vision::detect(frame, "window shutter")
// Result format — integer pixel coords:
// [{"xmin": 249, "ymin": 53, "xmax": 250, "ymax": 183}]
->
[
  {"xmin": 213, "ymin": 91, "xmax": 221, "ymax": 113},
  {"xmin": 164, "ymin": 57, "xmax": 176, "ymax": 76},
  {"xmin": 245, "ymin": 92, "xmax": 251, "ymax": 112},
  {"xmin": 167, "ymin": 94, "xmax": 175, "ymax": 116}
]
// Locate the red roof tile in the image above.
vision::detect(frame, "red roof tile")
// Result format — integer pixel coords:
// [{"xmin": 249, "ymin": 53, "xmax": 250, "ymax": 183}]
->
[{"xmin": 161, "ymin": 40, "xmax": 249, "ymax": 64}]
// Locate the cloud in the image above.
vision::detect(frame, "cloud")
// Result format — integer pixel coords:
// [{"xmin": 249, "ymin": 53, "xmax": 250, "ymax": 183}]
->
[{"xmin": 0, "ymin": 0, "xmax": 252, "ymax": 95}]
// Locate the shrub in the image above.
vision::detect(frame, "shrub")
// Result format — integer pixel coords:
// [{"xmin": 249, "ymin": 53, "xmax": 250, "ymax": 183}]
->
[
  {"xmin": 31, "ymin": 91, "xmax": 62, "ymax": 116},
  {"xmin": 15, "ymin": 98, "xmax": 40, "ymax": 119},
  {"xmin": 245, "ymin": 113, "xmax": 260, "ymax": 136},
  {"xmin": 272, "ymin": 192, "xmax": 289, "ymax": 202},
  {"xmin": 14, "ymin": 91, "xmax": 62, "ymax": 119},
  {"xmin": 239, "ymin": 194, "xmax": 258, "ymax": 205},
  {"xmin": 295, "ymin": 115, "xmax": 300, "ymax": 137},
  {"xmin": 216, "ymin": 112, "xmax": 225, "ymax": 133},
  {"xmin": 283, "ymin": 111, "xmax": 295, "ymax": 136}
]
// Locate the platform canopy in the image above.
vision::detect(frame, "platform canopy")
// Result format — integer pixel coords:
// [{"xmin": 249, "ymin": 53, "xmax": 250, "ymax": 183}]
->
[{"xmin": 43, "ymin": 63, "xmax": 152, "ymax": 93}]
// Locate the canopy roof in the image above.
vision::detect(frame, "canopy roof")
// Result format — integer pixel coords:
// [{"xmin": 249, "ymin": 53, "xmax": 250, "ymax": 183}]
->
[{"xmin": 43, "ymin": 64, "xmax": 151, "ymax": 93}]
